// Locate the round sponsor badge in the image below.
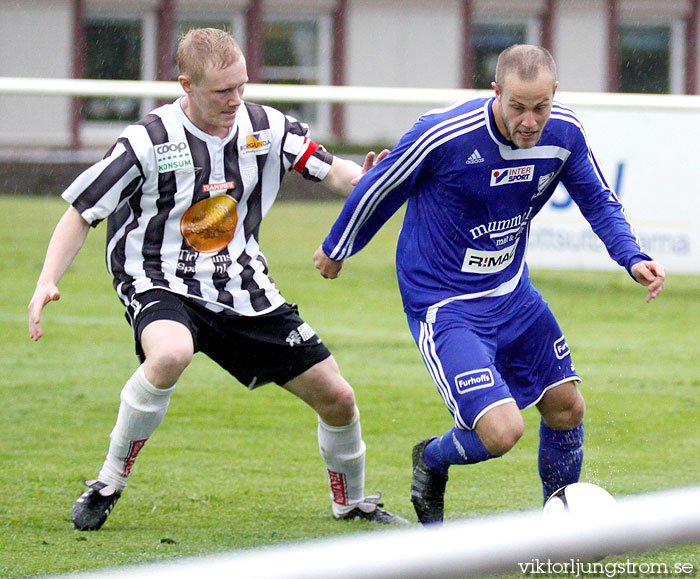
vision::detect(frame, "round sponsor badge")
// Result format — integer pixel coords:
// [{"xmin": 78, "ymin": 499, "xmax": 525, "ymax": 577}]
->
[{"xmin": 180, "ymin": 195, "xmax": 238, "ymax": 253}]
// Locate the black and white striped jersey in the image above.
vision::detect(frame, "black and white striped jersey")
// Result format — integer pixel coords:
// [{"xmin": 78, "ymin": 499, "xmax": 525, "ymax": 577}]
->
[{"xmin": 63, "ymin": 98, "xmax": 333, "ymax": 316}]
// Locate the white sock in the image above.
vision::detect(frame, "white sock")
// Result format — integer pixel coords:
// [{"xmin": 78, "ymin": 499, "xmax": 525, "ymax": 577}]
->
[
  {"xmin": 97, "ymin": 365, "xmax": 175, "ymax": 490},
  {"xmin": 317, "ymin": 407, "xmax": 366, "ymax": 515}
]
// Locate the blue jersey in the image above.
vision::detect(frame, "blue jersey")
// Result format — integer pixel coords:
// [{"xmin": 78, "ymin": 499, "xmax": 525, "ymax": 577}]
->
[{"xmin": 323, "ymin": 97, "xmax": 650, "ymax": 323}]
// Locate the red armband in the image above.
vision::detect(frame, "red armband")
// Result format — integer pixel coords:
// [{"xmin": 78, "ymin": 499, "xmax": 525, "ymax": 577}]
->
[{"xmin": 294, "ymin": 140, "xmax": 320, "ymax": 174}]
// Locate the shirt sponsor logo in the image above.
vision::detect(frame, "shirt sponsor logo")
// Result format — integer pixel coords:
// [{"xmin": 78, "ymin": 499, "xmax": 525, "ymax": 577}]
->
[
  {"xmin": 553, "ymin": 335, "xmax": 570, "ymax": 360},
  {"xmin": 203, "ymin": 181, "xmax": 235, "ymax": 193},
  {"xmin": 212, "ymin": 253, "xmax": 232, "ymax": 275},
  {"xmin": 469, "ymin": 207, "xmax": 533, "ymax": 241},
  {"xmin": 490, "ymin": 165, "xmax": 535, "ymax": 187},
  {"xmin": 155, "ymin": 141, "xmax": 194, "ymax": 173},
  {"xmin": 462, "ymin": 240, "xmax": 519, "ymax": 273},
  {"xmin": 455, "ymin": 368, "xmax": 495, "ymax": 394},
  {"xmin": 240, "ymin": 130, "xmax": 272, "ymax": 155}
]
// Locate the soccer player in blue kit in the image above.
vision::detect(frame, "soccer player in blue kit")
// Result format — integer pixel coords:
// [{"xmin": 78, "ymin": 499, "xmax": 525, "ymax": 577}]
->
[{"xmin": 314, "ymin": 45, "xmax": 665, "ymax": 524}]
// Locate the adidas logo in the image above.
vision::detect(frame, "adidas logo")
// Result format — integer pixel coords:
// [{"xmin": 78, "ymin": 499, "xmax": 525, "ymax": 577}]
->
[{"xmin": 466, "ymin": 149, "xmax": 484, "ymax": 165}]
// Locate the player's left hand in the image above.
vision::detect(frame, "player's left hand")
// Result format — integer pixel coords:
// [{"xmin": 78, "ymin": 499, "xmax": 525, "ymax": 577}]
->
[
  {"xmin": 28, "ymin": 280, "xmax": 61, "ymax": 341},
  {"xmin": 630, "ymin": 260, "xmax": 665, "ymax": 302},
  {"xmin": 352, "ymin": 149, "xmax": 390, "ymax": 186},
  {"xmin": 313, "ymin": 245, "xmax": 343, "ymax": 279}
]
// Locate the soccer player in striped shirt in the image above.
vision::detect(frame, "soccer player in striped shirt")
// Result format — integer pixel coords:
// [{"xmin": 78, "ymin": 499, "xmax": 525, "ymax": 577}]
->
[
  {"xmin": 28, "ymin": 28, "xmax": 407, "ymax": 530},
  {"xmin": 315, "ymin": 45, "xmax": 665, "ymax": 524}
]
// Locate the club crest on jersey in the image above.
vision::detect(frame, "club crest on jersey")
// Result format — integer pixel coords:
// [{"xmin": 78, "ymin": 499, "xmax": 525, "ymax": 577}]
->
[
  {"xmin": 155, "ymin": 141, "xmax": 194, "ymax": 173},
  {"xmin": 240, "ymin": 130, "xmax": 272, "ymax": 155},
  {"xmin": 455, "ymin": 368, "xmax": 494, "ymax": 394},
  {"xmin": 490, "ymin": 165, "xmax": 535, "ymax": 187},
  {"xmin": 241, "ymin": 167, "xmax": 258, "ymax": 184},
  {"xmin": 536, "ymin": 171, "xmax": 556, "ymax": 197}
]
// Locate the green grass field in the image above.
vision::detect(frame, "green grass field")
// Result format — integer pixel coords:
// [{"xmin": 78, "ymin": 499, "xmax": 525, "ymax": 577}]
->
[{"xmin": 1, "ymin": 194, "xmax": 698, "ymax": 578}]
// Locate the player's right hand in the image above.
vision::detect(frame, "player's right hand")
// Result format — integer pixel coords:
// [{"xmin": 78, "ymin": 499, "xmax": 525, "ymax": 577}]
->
[
  {"xmin": 352, "ymin": 149, "xmax": 390, "ymax": 186},
  {"xmin": 28, "ymin": 281, "xmax": 61, "ymax": 341},
  {"xmin": 313, "ymin": 245, "xmax": 343, "ymax": 279}
]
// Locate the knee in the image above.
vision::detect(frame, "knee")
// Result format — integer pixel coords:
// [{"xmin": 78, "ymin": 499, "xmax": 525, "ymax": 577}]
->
[
  {"xmin": 543, "ymin": 394, "xmax": 586, "ymax": 430},
  {"xmin": 476, "ymin": 410, "xmax": 525, "ymax": 457},
  {"xmin": 144, "ymin": 344, "xmax": 193, "ymax": 388},
  {"xmin": 482, "ymin": 421, "xmax": 524, "ymax": 457},
  {"xmin": 319, "ymin": 380, "xmax": 357, "ymax": 426},
  {"xmin": 140, "ymin": 321, "xmax": 194, "ymax": 388},
  {"xmin": 284, "ymin": 357, "xmax": 358, "ymax": 426}
]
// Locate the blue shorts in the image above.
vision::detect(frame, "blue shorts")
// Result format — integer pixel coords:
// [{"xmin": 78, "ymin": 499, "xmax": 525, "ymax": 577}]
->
[{"xmin": 407, "ymin": 300, "xmax": 580, "ymax": 430}]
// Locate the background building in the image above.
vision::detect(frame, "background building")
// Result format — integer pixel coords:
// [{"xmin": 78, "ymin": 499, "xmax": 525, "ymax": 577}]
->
[{"xmin": 0, "ymin": 0, "xmax": 699, "ymax": 149}]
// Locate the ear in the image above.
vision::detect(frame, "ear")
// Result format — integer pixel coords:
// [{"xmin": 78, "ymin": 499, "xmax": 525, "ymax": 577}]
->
[
  {"xmin": 552, "ymin": 81, "xmax": 559, "ymax": 98},
  {"xmin": 491, "ymin": 81, "xmax": 501, "ymax": 98},
  {"xmin": 179, "ymin": 75, "xmax": 192, "ymax": 95}
]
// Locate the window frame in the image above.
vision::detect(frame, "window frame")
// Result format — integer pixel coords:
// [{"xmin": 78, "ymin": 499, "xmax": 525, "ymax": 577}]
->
[
  {"xmin": 260, "ymin": 11, "xmax": 332, "ymax": 139},
  {"xmin": 471, "ymin": 16, "xmax": 540, "ymax": 89},
  {"xmin": 174, "ymin": 12, "xmax": 246, "ymax": 52},
  {"xmin": 617, "ymin": 16, "xmax": 685, "ymax": 95},
  {"xmin": 81, "ymin": 10, "xmax": 156, "ymax": 145}
]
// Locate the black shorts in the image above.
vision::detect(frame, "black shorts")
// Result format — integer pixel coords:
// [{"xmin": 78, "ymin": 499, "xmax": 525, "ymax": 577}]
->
[{"xmin": 125, "ymin": 289, "xmax": 331, "ymax": 389}]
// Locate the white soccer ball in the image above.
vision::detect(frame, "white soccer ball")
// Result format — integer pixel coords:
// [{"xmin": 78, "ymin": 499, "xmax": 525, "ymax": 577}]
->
[{"xmin": 543, "ymin": 482, "xmax": 617, "ymax": 518}]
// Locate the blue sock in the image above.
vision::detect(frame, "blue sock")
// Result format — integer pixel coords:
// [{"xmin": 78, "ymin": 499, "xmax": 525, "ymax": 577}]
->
[
  {"xmin": 424, "ymin": 427, "xmax": 494, "ymax": 475},
  {"xmin": 538, "ymin": 420, "xmax": 584, "ymax": 503}
]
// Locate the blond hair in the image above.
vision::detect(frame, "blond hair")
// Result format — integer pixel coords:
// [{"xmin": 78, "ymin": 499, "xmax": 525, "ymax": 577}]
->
[
  {"xmin": 176, "ymin": 28, "xmax": 243, "ymax": 85},
  {"xmin": 494, "ymin": 44, "xmax": 557, "ymax": 87}
]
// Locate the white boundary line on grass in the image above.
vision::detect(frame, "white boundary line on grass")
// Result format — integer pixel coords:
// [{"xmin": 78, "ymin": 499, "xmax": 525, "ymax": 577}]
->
[{"xmin": 1, "ymin": 311, "xmax": 414, "ymax": 340}]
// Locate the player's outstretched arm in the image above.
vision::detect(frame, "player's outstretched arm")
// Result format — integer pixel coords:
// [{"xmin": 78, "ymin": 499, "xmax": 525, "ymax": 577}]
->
[
  {"xmin": 322, "ymin": 149, "xmax": 390, "ymax": 196},
  {"xmin": 630, "ymin": 260, "xmax": 666, "ymax": 303},
  {"xmin": 313, "ymin": 245, "xmax": 343, "ymax": 279},
  {"xmin": 28, "ymin": 206, "xmax": 91, "ymax": 341}
]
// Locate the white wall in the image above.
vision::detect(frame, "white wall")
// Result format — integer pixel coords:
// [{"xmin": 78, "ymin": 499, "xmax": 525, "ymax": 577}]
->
[
  {"xmin": 554, "ymin": 0, "xmax": 608, "ymax": 92},
  {"xmin": 528, "ymin": 102, "xmax": 700, "ymax": 274},
  {"xmin": 0, "ymin": 0, "xmax": 73, "ymax": 147},
  {"xmin": 0, "ymin": 0, "xmax": 698, "ymax": 151},
  {"xmin": 344, "ymin": 0, "xmax": 463, "ymax": 144}
]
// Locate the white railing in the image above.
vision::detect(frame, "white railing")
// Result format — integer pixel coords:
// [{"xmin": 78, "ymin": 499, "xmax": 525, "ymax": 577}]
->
[
  {"xmin": 46, "ymin": 485, "xmax": 700, "ymax": 579},
  {"xmin": 3, "ymin": 76, "xmax": 700, "ymax": 110},
  {"xmin": 1, "ymin": 76, "xmax": 698, "ymax": 275}
]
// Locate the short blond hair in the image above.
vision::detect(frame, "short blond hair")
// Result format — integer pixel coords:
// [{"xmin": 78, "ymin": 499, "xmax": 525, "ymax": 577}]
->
[
  {"xmin": 494, "ymin": 44, "xmax": 557, "ymax": 87},
  {"xmin": 176, "ymin": 28, "xmax": 243, "ymax": 85}
]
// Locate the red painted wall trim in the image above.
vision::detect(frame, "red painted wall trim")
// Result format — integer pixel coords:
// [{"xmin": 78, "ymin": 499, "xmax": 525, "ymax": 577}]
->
[
  {"xmin": 331, "ymin": 0, "xmax": 347, "ymax": 140},
  {"xmin": 157, "ymin": 0, "xmax": 175, "ymax": 82},
  {"xmin": 71, "ymin": 0, "xmax": 85, "ymax": 150},
  {"xmin": 606, "ymin": 0, "xmax": 619, "ymax": 93},
  {"xmin": 461, "ymin": 0, "xmax": 474, "ymax": 88},
  {"xmin": 541, "ymin": 0, "xmax": 555, "ymax": 53},
  {"xmin": 686, "ymin": 0, "xmax": 699, "ymax": 94},
  {"xmin": 246, "ymin": 0, "xmax": 263, "ymax": 83}
]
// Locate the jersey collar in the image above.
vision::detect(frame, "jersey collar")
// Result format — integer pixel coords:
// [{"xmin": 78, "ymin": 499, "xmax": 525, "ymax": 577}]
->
[
  {"xmin": 176, "ymin": 96, "xmax": 238, "ymax": 146},
  {"xmin": 485, "ymin": 97, "xmax": 516, "ymax": 149}
]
